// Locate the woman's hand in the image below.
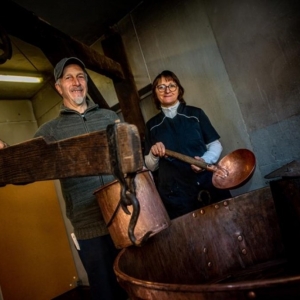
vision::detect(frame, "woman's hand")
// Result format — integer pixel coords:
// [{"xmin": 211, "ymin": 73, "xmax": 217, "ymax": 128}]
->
[
  {"xmin": 151, "ymin": 142, "xmax": 166, "ymax": 157},
  {"xmin": 191, "ymin": 156, "xmax": 205, "ymax": 173}
]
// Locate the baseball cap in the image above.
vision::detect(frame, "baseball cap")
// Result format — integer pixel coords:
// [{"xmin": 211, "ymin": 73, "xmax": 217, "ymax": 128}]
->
[{"xmin": 54, "ymin": 57, "xmax": 86, "ymax": 81}]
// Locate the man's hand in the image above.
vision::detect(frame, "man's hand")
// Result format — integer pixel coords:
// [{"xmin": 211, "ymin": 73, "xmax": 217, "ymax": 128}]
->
[{"xmin": 0, "ymin": 140, "xmax": 8, "ymax": 149}]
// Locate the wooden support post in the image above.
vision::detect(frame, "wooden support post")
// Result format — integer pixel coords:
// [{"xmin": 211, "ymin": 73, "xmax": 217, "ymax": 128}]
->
[{"xmin": 102, "ymin": 31, "xmax": 146, "ymax": 139}]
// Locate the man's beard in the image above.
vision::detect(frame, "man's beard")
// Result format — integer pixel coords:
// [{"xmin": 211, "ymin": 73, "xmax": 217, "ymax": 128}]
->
[{"xmin": 74, "ymin": 96, "xmax": 85, "ymax": 105}]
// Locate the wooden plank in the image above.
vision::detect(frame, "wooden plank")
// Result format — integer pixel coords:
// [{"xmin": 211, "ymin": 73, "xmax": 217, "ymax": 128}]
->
[{"xmin": 0, "ymin": 123, "xmax": 143, "ymax": 186}]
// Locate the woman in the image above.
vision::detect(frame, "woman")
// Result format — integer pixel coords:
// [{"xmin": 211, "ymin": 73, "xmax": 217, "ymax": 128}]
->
[{"xmin": 144, "ymin": 70, "xmax": 231, "ymax": 219}]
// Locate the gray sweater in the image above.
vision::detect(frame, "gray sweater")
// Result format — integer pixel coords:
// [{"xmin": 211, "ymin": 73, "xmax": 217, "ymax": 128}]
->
[{"xmin": 34, "ymin": 99, "xmax": 118, "ymax": 239}]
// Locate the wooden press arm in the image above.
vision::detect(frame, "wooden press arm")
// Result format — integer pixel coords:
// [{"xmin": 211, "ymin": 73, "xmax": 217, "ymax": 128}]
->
[{"xmin": 0, "ymin": 122, "xmax": 143, "ymax": 186}]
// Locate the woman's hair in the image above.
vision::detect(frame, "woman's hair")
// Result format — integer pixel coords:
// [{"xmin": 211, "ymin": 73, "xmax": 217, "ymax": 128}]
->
[{"xmin": 152, "ymin": 70, "xmax": 185, "ymax": 109}]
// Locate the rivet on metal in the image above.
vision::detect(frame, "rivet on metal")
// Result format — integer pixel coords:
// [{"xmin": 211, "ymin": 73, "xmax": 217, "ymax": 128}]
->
[
  {"xmin": 237, "ymin": 235, "xmax": 243, "ymax": 241},
  {"xmin": 247, "ymin": 291, "xmax": 256, "ymax": 298},
  {"xmin": 242, "ymin": 248, "xmax": 247, "ymax": 255},
  {"xmin": 192, "ymin": 212, "xmax": 197, "ymax": 218},
  {"xmin": 207, "ymin": 262, "xmax": 212, "ymax": 268},
  {"xmin": 203, "ymin": 247, "xmax": 207, "ymax": 253},
  {"xmin": 214, "ymin": 204, "xmax": 219, "ymax": 209},
  {"xmin": 223, "ymin": 201, "xmax": 228, "ymax": 206},
  {"xmin": 200, "ymin": 209, "xmax": 205, "ymax": 215}
]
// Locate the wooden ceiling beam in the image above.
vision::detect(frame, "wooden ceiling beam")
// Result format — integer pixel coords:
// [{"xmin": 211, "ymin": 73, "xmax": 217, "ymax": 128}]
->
[{"xmin": 1, "ymin": 0, "xmax": 125, "ymax": 81}]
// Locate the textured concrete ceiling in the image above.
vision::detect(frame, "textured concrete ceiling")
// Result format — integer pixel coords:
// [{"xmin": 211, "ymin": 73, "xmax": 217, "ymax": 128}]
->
[{"xmin": 12, "ymin": 0, "xmax": 143, "ymax": 45}]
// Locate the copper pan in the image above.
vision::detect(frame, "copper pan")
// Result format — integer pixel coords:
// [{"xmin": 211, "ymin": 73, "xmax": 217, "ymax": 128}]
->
[{"xmin": 164, "ymin": 148, "xmax": 256, "ymax": 189}]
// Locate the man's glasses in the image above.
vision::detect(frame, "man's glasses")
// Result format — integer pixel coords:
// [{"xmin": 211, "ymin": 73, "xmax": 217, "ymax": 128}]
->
[{"xmin": 156, "ymin": 83, "xmax": 178, "ymax": 93}]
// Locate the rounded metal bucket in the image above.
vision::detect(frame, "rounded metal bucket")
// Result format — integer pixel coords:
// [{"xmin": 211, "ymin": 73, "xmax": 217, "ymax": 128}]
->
[{"xmin": 94, "ymin": 169, "xmax": 170, "ymax": 249}]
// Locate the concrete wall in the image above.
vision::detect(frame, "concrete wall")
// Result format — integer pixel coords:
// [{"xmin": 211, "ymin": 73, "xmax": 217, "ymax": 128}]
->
[
  {"xmin": 31, "ymin": 83, "xmax": 62, "ymax": 126},
  {"xmin": 206, "ymin": 0, "xmax": 300, "ymax": 178},
  {"xmin": 112, "ymin": 0, "xmax": 300, "ymax": 196},
  {"xmin": 0, "ymin": 100, "xmax": 37, "ymax": 144}
]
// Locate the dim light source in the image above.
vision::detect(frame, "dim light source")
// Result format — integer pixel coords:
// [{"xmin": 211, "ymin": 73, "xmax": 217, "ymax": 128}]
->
[{"xmin": 0, "ymin": 75, "xmax": 43, "ymax": 83}]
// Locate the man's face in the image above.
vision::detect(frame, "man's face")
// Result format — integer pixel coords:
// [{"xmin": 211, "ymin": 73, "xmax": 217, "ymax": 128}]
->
[{"xmin": 55, "ymin": 64, "xmax": 88, "ymax": 110}]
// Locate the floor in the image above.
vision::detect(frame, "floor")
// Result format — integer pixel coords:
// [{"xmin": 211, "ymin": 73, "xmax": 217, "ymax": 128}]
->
[{"xmin": 52, "ymin": 286, "xmax": 91, "ymax": 300}]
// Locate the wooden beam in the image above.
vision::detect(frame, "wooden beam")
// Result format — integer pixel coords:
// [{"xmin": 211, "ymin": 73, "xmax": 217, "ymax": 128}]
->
[
  {"xmin": 1, "ymin": 0, "xmax": 125, "ymax": 81},
  {"xmin": 102, "ymin": 31, "xmax": 146, "ymax": 138},
  {"xmin": 0, "ymin": 123, "xmax": 143, "ymax": 186}
]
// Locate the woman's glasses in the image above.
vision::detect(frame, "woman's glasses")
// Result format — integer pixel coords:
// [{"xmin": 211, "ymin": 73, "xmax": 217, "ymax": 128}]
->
[{"xmin": 156, "ymin": 83, "xmax": 178, "ymax": 93}]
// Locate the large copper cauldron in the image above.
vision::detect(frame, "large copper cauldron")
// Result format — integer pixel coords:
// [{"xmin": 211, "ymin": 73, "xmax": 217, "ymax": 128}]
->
[
  {"xmin": 94, "ymin": 169, "xmax": 171, "ymax": 249},
  {"xmin": 114, "ymin": 187, "xmax": 300, "ymax": 299}
]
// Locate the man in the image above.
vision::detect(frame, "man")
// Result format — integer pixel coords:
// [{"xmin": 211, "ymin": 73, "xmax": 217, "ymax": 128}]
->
[{"xmin": 0, "ymin": 57, "xmax": 128, "ymax": 300}]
